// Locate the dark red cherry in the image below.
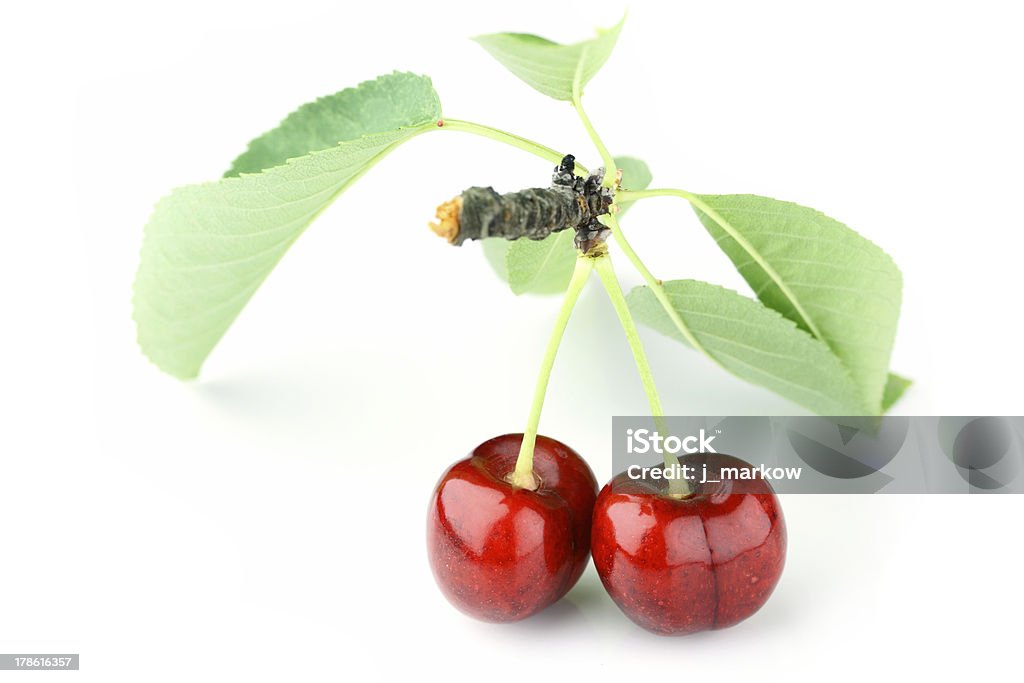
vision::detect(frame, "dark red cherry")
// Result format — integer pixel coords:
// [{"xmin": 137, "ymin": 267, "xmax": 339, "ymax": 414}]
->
[
  {"xmin": 591, "ymin": 452, "xmax": 786, "ymax": 635},
  {"xmin": 427, "ymin": 434, "xmax": 598, "ymax": 622}
]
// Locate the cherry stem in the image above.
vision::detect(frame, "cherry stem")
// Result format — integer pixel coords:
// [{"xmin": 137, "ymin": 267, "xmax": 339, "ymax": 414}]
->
[
  {"xmin": 593, "ymin": 254, "xmax": 689, "ymax": 497},
  {"xmin": 511, "ymin": 255, "xmax": 596, "ymax": 490},
  {"xmin": 593, "ymin": 255, "xmax": 663, "ymax": 417}
]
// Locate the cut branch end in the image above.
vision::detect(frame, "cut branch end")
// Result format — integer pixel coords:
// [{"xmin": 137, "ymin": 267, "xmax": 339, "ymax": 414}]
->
[{"xmin": 429, "ymin": 196, "xmax": 462, "ymax": 243}]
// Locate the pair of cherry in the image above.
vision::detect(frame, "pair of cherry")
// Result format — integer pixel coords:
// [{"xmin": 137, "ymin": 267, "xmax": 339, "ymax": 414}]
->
[{"xmin": 427, "ymin": 434, "xmax": 787, "ymax": 635}]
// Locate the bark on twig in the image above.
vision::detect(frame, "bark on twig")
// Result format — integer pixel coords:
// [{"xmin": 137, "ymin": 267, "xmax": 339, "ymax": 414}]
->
[{"xmin": 430, "ymin": 155, "xmax": 614, "ymax": 252}]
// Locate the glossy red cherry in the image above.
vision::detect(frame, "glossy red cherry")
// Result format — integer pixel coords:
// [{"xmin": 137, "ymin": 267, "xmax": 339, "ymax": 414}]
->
[
  {"xmin": 427, "ymin": 434, "xmax": 598, "ymax": 622},
  {"xmin": 591, "ymin": 452, "xmax": 786, "ymax": 635}
]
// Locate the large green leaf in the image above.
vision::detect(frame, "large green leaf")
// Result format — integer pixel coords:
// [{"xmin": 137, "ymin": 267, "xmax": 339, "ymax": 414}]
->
[
  {"xmin": 473, "ymin": 16, "xmax": 625, "ymax": 101},
  {"xmin": 485, "ymin": 156, "xmax": 651, "ymax": 295},
  {"xmin": 628, "ymin": 280, "xmax": 869, "ymax": 415},
  {"xmin": 690, "ymin": 194, "xmax": 902, "ymax": 413},
  {"xmin": 133, "ymin": 73, "xmax": 442, "ymax": 379}
]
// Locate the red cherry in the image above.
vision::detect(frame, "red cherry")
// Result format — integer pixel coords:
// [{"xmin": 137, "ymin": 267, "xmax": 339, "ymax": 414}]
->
[
  {"xmin": 591, "ymin": 453, "xmax": 786, "ymax": 635},
  {"xmin": 427, "ymin": 434, "xmax": 598, "ymax": 622}
]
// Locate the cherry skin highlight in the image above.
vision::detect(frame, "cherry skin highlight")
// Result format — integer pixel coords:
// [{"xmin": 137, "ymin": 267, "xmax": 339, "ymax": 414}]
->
[
  {"xmin": 427, "ymin": 434, "xmax": 598, "ymax": 622},
  {"xmin": 591, "ymin": 452, "xmax": 786, "ymax": 635}
]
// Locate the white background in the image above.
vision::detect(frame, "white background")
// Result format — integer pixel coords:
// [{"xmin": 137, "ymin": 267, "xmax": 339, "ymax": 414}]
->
[{"xmin": 2, "ymin": 0, "xmax": 1023, "ymax": 680}]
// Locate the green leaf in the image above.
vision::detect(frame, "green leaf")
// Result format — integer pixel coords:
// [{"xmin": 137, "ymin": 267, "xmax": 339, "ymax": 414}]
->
[
  {"xmin": 628, "ymin": 280, "xmax": 869, "ymax": 415},
  {"xmin": 690, "ymin": 194, "xmax": 902, "ymax": 413},
  {"xmin": 133, "ymin": 73, "xmax": 442, "ymax": 379},
  {"xmin": 473, "ymin": 16, "xmax": 625, "ymax": 101},
  {"xmin": 484, "ymin": 156, "xmax": 652, "ymax": 295},
  {"xmin": 881, "ymin": 372, "xmax": 912, "ymax": 412}
]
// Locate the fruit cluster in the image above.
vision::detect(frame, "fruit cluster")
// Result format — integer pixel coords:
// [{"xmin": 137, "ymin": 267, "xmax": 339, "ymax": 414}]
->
[{"xmin": 427, "ymin": 434, "xmax": 787, "ymax": 635}]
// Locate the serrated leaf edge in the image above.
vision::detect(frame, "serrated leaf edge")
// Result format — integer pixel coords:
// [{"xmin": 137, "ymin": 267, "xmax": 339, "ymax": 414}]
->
[{"xmin": 226, "ymin": 71, "xmax": 441, "ymax": 176}]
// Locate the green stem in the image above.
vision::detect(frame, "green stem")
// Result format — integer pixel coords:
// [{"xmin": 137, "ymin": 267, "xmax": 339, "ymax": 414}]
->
[
  {"xmin": 593, "ymin": 254, "xmax": 688, "ymax": 497},
  {"xmin": 438, "ymin": 118, "xmax": 588, "ymax": 176},
  {"xmin": 571, "ymin": 83, "xmax": 617, "ymax": 187},
  {"xmin": 593, "ymin": 255, "xmax": 663, "ymax": 418},
  {"xmin": 511, "ymin": 255, "xmax": 595, "ymax": 489}
]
